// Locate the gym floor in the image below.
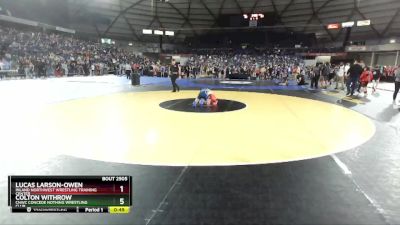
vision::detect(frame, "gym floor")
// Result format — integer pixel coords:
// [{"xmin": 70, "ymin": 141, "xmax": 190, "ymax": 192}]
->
[{"xmin": 0, "ymin": 75, "xmax": 399, "ymax": 225}]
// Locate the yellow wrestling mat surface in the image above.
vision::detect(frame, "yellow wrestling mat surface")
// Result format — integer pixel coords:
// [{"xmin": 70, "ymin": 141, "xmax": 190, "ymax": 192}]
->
[{"xmin": 0, "ymin": 91, "xmax": 375, "ymax": 166}]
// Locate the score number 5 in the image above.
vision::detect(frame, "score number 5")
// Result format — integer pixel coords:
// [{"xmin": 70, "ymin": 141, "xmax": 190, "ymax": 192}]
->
[{"xmin": 119, "ymin": 186, "xmax": 125, "ymax": 205}]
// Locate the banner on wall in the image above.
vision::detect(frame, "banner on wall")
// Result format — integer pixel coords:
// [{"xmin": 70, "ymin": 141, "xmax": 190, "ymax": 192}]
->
[
  {"xmin": 304, "ymin": 59, "xmax": 317, "ymax": 66},
  {"xmin": 297, "ymin": 53, "xmax": 347, "ymax": 57},
  {"xmin": 315, "ymin": 56, "xmax": 332, "ymax": 63},
  {"xmin": 346, "ymin": 46, "xmax": 367, "ymax": 52}
]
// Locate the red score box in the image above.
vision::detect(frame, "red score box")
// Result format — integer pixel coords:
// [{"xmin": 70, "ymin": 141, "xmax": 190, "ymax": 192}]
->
[{"xmin": 327, "ymin": 23, "xmax": 340, "ymax": 29}]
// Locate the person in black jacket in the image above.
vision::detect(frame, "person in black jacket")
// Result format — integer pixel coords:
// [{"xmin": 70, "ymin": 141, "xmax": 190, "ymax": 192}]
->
[
  {"xmin": 346, "ymin": 60, "xmax": 363, "ymax": 96},
  {"xmin": 310, "ymin": 64, "xmax": 320, "ymax": 89},
  {"xmin": 170, "ymin": 60, "xmax": 180, "ymax": 92},
  {"xmin": 320, "ymin": 62, "xmax": 330, "ymax": 89}
]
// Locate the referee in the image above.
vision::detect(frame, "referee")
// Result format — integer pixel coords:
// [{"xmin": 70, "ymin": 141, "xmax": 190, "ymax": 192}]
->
[{"xmin": 170, "ymin": 59, "xmax": 180, "ymax": 92}]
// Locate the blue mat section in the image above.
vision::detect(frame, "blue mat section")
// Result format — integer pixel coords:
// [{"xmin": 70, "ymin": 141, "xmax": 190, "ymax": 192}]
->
[
  {"xmin": 178, "ymin": 79, "xmax": 305, "ymax": 91},
  {"xmin": 140, "ymin": 76, "xmax": 306, "ymax": 91},
  {"xmin": 140, "ymin": 77, "xmax": 170, "ymax": 85}
]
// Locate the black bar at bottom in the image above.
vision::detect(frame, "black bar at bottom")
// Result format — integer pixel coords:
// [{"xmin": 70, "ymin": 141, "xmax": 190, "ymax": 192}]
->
[
  {"xmin": 8, "ymin": 176, "xmax": 11, "ymax": 206},
  {"xmin": 12, "ymin": 207, "xmax": 109, "ymax": 213},
  {"xmin": 129, "ymin": 176, "xmax": 132, "ymax": 206}
]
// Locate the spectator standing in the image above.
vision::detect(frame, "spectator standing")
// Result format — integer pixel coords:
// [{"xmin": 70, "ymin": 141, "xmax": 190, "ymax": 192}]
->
[
  {"xmin": 344, "ymin": 62, "xmax": 350, "ymax": 87},
  {"xmin": 62, "ymin": 61, "xmax": 68, "ymax": 76},
  {"xmin": 28, "ymin": 61, "xmax": 34, "ymax": 78},
  {"xmin": 335, "ymin": 62, "xmax": 345, "ymax": 90},
  {"xmin": 37, "ymin": 60, "xmax": 46, "ymax": 78},
  {"xmin": 90, "ymin": 63, "xmax": 95, "ymax": 76},
  {"xmin": 185, "ymin": 65, "xmax": 190, "ymax": 78},
  {"xmin": 328, "ymin": 64, "xmax": 336, "ymax": 85},
  {"xmin": 84, "ymin": 61, "xmax": 90, "ymax": 76},
  {"xmin": 23, "ymin": 59, "xmax": 30, "ymax": 78},
  {"xmin": 310, "ymin": 64, "xmax": 320, "ymax": 89},
  {"xmin": 320, "ymin": 62, "xmax": 330, "ymax": 89},
  {"xmin": 372, "ymin": 65, "xmax": 382, "ymax": 93},
  {"xmin": 260, "ymin": 66, "xmax": 266, "ymax": 80},
  {"xmin": 346, "ymin": 60, "xmax": 363, "ymax": 96},
  {"xmin": 393, "ymin": 67, "xmax": 400, "ymax": 107},
  {"xmin": 359, "ymin": 67, "xmax": 373, "ymax": 97},
  {"xmin": 125, "ymin": 62, "xmax": 132, "ymax": 80}
]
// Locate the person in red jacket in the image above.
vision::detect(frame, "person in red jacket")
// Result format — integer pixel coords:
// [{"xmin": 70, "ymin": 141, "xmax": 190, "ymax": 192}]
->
[{"xmin": 359, "ymin": 67, "xmax": 373, "ymax": 97}]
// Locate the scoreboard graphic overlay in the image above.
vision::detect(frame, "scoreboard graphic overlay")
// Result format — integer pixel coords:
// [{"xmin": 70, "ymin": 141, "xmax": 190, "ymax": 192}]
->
[{"xmin": 8, "ymin": 176, "xmax": 132, "ymax": 213}]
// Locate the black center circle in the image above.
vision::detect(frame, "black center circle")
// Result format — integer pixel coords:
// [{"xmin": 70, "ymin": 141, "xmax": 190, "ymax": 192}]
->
[{"xmin": 159, "ymin": 99, "xmax": 246, "ymax": 113}]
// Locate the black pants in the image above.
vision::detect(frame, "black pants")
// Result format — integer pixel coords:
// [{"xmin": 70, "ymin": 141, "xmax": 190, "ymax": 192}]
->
[
  {"xmin": 346, "ymin": 76, "xmax": 359, "ymax": 95},
  {"xmin": 394, "ymin": 81, "xmax": 400, "ymax": 100},
  {"xmin": 126, "ymin": 70, "xmax": 131, "ymax": 79},
  {"xmin": 39, "ymin": 69, "xmax": 46, "ymax": 78},
  {"xmin": 170, "ymin": 74, "xmax": 179, "ymax": 92},
  {"xmin": 310, "ymin": 75, "xmax": 319, "ymax": 88}
]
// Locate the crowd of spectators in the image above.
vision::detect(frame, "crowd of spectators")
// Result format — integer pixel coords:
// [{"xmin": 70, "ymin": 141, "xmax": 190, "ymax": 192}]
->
[
  {"xmin": 0, "ymin": 26, "xmax": 154, "ymax": 78},
  {"xmin": 0, "ymin": 25, "xmax": 398, "ymax": 88},
  {"xmin": 179, "ymin": 46, "xmax": 344, "ymax": 55},
  {"xmin": 180, "ymin": 52, "xmax": 304, "ymax": 83},
  {"xmin": 307, "ymin": 60, "xmax": 399, "ymax": 98},
  {"xmin": 0, "ymin": 25, "xmax": 305, "ymax": 84}
]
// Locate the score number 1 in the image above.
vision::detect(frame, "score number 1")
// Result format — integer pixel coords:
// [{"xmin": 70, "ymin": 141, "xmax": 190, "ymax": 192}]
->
[{"xmin": 120, "ymin": 185, "xmax": 124, "ymax": 205}]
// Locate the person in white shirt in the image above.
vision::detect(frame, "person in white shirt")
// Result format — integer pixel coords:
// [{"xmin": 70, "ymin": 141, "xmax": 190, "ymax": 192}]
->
[
  {"xmin": 90, "ymin": 64, "xmax": 95, "ymax": 76},
  {"xmin": 125, "ymin": 63, "xmax": 132, "ymax": 79},
  {"xmin": 344, "ymin": 62, "xmax": 350, "ymax": 92},
  {"xmin": 335, "ymin": 62, "xmax": 345, "ymax": 90},
  {"xmin": 344, "ymin": 63, "xmax": 350, "ymax": 73},
  {"xmin": 62, "ymin": 61, "xmax": 68, "ymax": 76},
  {"xmin": 371, "ymin": 65, "xmax": 382, "ymax": 93}
]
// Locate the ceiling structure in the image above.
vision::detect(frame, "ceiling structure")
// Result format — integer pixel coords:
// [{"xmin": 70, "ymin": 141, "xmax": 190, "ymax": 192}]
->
[{"xmin": 7, "ymin": 0, "xmax": 400, "ymax": 43}]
